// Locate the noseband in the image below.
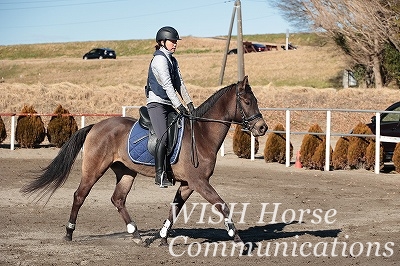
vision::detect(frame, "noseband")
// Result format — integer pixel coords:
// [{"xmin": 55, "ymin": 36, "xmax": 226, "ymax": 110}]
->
[{"xmin": 236, "ymin": 84, "xmax": 263, "ymax": 131}]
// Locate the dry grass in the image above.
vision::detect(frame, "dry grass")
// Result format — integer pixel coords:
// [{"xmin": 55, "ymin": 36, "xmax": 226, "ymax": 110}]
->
[{"xmin": 1, "ymin": 37, "xmax": 400, "ymax": 138}]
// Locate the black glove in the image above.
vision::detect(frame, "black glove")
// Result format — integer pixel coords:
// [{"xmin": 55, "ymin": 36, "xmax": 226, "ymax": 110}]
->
[
  {"xmin": 187, "ymin": 102, "xmax": 195, "ymax": 115},
  {"xmin": 177, "ymin": 104, "xmax": 189, "ymax": 115}
]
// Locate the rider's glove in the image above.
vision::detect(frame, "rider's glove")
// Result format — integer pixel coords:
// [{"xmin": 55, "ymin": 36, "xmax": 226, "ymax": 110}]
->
[
  {"xmin": 177, "ymin": 104, "xmax": 189, "ymax": 115},
  {"xmin": 187, "ymin": 102, "xmax": 195, "ymax": 115}
]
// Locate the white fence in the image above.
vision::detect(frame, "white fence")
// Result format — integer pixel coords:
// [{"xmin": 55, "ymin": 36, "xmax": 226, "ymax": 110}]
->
[
  {"xmin": 2, "ymin": 106, "xmax": 400, "ymax": 175},
  {"xmin": 122, "ymin": 106, "xmax": 400, "ymax": 174}
]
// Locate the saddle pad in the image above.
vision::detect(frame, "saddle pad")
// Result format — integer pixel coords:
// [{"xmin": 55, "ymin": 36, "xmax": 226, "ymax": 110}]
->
[{"xmin": 127, "ymin": 120, "xmax": 184, "ymax": 166}]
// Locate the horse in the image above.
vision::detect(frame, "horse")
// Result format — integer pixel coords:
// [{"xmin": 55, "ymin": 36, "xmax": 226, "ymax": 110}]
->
[{"xmin": 21, "ymin": 76, "xmax": 268, "ymax": 246}]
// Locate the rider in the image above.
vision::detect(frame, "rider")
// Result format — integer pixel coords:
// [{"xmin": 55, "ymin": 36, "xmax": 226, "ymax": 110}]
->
[{"xmin": 146, "ymin": 26, "xmax": 195, "ymax": 188}]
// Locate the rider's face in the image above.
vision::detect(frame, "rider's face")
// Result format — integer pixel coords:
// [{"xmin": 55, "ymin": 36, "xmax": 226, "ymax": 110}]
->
[{"xmin": 164, "ymin": 39, "xmax": 177, "ymax": 53}]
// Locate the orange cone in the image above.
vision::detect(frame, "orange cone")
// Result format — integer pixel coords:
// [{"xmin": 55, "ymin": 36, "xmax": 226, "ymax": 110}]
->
[{"xmin": 295, "ymin": 151, "xmax": 302, "ymax": 168}]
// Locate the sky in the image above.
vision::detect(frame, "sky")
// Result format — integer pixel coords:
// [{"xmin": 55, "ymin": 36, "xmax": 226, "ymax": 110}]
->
[{"xmin": 0, "ymin": 0, "xmax": 292, "ymax": 46}]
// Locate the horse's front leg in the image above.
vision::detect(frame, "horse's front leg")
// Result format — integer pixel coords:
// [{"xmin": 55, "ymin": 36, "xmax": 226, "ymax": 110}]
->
[
  {"xmin": 159, "ymin": 182, "xmax": 193, "ymax": 246},
  {"xmin": 194, "ymin": 180, "xmax": 243, "ymax": 243}
]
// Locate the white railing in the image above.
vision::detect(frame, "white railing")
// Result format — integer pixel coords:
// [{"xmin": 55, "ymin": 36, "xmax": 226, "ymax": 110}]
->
[
  {"xmin": 121, "ymin": 106, "xmax": 400, "ymax": 174},
  {"xmin": 2, "ymin": 106, "xmax": 400, "ymax": 175},
  {"xmin": 1, "ymin": 113, "xmax": 121, "ymax": 151}
]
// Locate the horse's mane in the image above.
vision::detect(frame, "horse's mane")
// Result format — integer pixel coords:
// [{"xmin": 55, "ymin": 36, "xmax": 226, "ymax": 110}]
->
[{"xmin": 194, "ymin": 82, "xmax": 235, "ymax": 117}]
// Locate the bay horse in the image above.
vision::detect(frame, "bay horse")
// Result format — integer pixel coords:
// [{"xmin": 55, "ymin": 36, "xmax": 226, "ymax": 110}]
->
[{"xmin": 21, "ymin": 76, "xmax": 267, "ymax": 246}]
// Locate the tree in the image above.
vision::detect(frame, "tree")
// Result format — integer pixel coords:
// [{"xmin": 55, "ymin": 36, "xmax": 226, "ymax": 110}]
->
[{"xmin": 270, "ymin": 0, "xmax": 400, "ymax": 88}]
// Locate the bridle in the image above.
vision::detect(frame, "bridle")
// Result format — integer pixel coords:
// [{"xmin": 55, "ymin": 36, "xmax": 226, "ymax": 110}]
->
[
  {"xmin": 235, "ymin": 84, "xmax": 263, "ymax": 131},
  {"xmin": 183, "ymin": 83, "xmax": 263, "ymax": 131},
  {"xmin": 182, "ymin": 83, "xmax": 263, "ymax": 167}
]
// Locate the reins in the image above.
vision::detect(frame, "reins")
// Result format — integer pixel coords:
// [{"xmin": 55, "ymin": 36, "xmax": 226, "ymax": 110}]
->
[{"xmin": 180, "ymin": 83, "xmax": 263, "ymax": 167}]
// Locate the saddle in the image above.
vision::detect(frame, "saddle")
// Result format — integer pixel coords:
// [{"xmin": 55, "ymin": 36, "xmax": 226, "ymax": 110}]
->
[{"xmin": 138, "ymin": 106, "xmax": 181, "ymax": 156}]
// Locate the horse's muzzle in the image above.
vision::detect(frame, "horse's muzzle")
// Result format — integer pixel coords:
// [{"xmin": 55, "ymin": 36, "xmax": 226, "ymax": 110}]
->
[{"xmin": 251, "ymin": 119, "xmax": 268, "ymax": 137}]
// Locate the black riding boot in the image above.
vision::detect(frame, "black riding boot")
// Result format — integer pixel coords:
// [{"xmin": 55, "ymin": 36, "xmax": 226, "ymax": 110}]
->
[{"xmin": 155, "ymin": 143, "xmax": 173, "ymax": 188}]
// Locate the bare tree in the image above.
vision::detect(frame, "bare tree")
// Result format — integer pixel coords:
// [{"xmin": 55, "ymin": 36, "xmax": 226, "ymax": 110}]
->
[{"xmin": 270, "ymin": 0, "xmax": 400, "ymax": 88}]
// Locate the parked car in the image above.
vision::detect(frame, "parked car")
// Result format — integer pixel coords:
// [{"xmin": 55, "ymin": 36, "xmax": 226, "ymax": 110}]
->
[
  {"xmin": 281, "ymin": 43, "xmax": 297, "ymax": 50},
  {"xmin": 83, "ymin": 48, "xmax": 116, "ymax": 59},
  {"xmin": 228, "ymin": 42, "xmax": 266, "ymax": 55},
  {"xmin": 366, "ymin": 101, "xmax": 400, "ymax": 161}
]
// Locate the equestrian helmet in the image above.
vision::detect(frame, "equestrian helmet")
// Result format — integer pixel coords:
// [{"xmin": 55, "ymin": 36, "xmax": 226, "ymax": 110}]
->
[{"xmin": 156, "ymin": 26, "xmax": 181, "ymax": 42}]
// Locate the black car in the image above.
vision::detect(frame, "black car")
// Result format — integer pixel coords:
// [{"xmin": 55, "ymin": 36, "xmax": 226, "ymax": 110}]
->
[
  {"xmin": 83, "ymin": 48, "xmax": 116, "ymax": 59},
  {"xmin": 228, "ymin": 43, "xmax": 266, "ymax": 55},
  {"xmin": 367, "ymin": 101, "xmax": 400, "ymax": 161}
]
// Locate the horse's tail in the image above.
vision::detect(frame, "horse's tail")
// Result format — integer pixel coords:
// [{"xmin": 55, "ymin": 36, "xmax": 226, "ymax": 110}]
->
[{"xmin": 20, "ymin": 124, "xmax": 94, "ymax": 202}]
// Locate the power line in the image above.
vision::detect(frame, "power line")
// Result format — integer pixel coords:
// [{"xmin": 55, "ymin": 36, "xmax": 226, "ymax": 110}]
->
[
  {"xmin": 2, "ymin": 1, "xmax": 228, "ymax": 29},
  {"xmin": 0, "ymin": 0, "xmax": 128, "ymax": 10}
]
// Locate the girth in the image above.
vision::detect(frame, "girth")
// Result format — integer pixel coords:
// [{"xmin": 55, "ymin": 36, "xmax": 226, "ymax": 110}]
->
[{"xmin": 138, "ymin": 106, "xmax": 181, "ymax": 156}]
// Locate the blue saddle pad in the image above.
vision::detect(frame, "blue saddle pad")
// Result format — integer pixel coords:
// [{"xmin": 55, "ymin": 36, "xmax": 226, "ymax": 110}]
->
[{"xmin": 127, "ymin": 120, "xmax": 184, "ymax": 166}]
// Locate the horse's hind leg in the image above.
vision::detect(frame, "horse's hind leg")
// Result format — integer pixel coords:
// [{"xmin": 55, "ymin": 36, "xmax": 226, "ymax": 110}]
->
[
  {"xmin": 110, "ymin": 162, "xmax": 143, "ymax": 245},
  {"xmin": 65, "ymin": 154, "xmax": 111, "ymax": 241},
  {"xmin": 65, "ymin": 178, "xmax": 99, "ymax": 241},
  {"xmin": 159, "ymin": 182, "xmax": 193, "ymax": 246}
]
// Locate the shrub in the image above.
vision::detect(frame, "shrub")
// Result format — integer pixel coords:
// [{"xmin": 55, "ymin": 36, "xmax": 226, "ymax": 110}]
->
[
  {"xmin": 0, "ymin": 116, "xmax": 6, "ymax": 143},
  {"xmin": 15, "ymin": 105, "xmax": 46, "ymax": 148},
  {"xmin": 300, "ymin": 124, "xmax": 324, "ymax": 169},
  {"xmin": 364, "ymin": 139, "xmax": 384, "ymax": 171},
  {"xmin": 233, "ymin": 124, "xmax": 259, "ymax": 159},
  {"xmin": 393, "ymin": 143, "xmax": 400, "ymax": 172},
  {"xmin": 310, "ymin": 138, "xmax": 332, "ymax": 170},
  {"xmin": 347, "ymin": 122, "xmax": 373, "ymax": 169},
  {"xmin": 264, "ymin": 123, "xmax": 293, "ymax": 164},
  {"xmin": 332, "ymin": 137, "xmax": 350, "ymax": 170},
  {"xmin": 47, "ymin": 105, "xmax": 78, "ymax": 148}
]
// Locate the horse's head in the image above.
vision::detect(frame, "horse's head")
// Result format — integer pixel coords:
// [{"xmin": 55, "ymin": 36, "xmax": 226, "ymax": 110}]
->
[{"xmin": 235, "ymin": 76, "xmax": 268, "ymax": 137}]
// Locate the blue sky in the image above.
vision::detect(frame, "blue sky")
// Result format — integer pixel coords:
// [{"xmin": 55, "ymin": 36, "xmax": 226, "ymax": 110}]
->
[{"xmin": 0, "ymin": 0, "xmax": 291, "ymax": 45}]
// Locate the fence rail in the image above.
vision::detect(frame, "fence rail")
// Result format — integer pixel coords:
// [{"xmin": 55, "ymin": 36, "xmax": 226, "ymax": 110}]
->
[
  {"xmin": 2, "ymin": 106, "xmax": 400, "ymax": 175},
  {"xmin": 0, "ymin": 112, "xmax": 121, "ymax": 150}
]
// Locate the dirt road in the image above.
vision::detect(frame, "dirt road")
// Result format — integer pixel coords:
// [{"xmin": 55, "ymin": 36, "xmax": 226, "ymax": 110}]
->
[{"xmin": 0, "ymin": 146, "xmax": 399, "ymax": 265}]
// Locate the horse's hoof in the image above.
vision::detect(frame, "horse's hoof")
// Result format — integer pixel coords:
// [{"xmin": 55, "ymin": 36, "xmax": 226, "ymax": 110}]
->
[
  {"xmin": 132, "ymin": 238, "xmax": 146, "ymax": 247},
  {"xmin": 233, "ymin": 235, "xmax": 242, "ymax": 243},
  {"xmin": 159, "ymin": 238, "xmax": 168, "ymax": 246},
  {"xmin": 144, "ymin": 238, "xmax": 153, "ymax": 247},
  {"xmin": 63, "ymin": 235, "xmax": 72, "ymax": 241}
]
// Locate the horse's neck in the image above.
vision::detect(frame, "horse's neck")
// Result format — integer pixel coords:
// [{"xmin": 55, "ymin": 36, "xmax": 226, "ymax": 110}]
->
[{"xmin": 195, "ymin": 91, "xmax": 236, "ymax": 153}]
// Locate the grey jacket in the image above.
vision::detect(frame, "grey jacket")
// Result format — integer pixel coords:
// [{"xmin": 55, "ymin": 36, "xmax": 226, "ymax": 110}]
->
[{"xmin": 146, "ymin": 47, "xmax": 192, "ymax": 108}]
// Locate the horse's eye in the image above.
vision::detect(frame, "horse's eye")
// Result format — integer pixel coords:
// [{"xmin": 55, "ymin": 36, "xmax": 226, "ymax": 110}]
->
[{"xmin": 242, "ymin": 98, "xmax": 250, "ymax": 105}]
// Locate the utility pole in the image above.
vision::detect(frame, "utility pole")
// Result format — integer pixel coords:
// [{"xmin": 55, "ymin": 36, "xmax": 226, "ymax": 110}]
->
[
  {"xmin": 236, "ymin": 0, "xmax": 245, "ymax": 81},
  {"xmin": 219, "ymin": 0, "xmax": 245, "ymax": 85}
]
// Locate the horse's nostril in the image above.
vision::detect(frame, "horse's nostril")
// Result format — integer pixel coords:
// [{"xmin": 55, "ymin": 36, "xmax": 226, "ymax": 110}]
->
[{"xmin": 261, "ymin": 124, "xmax": 268, "ymax": 134}]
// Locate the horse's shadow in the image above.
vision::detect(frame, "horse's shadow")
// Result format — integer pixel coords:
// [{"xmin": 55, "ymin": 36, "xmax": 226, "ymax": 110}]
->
[
  {"xmin": 75, "ymin": 222, "xmax": 341, "ymax": 248},
  {"xmin": 168, "ymin": 222, "xmax": 341, "ymax": 244}
]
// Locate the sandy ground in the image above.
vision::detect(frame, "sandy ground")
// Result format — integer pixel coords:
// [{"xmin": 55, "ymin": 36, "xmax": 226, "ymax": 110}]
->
[{"xmin": 0, "ymin": 137, "xmax": 399, "ymax": 266}]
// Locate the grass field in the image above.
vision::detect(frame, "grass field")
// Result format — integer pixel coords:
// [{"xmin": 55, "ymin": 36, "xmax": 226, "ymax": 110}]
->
[{"xmin": 1, "ymin": 34, "xmax": 400, "ymax": 136}]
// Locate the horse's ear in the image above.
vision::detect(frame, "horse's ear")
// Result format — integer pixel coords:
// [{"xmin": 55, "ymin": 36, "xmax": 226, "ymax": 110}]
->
[{"xmin": 243, "ymin": 75, "xmax": 249, "ymax": 85}]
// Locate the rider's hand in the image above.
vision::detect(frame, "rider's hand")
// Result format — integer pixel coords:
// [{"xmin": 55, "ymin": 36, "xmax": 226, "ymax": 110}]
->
[
  {"xmin": 187, "ymin": 103, "xmax": 195, "ymax": 115},
  {"xmin": 177, "ymin": 104, "xmax": 189, "ymax": 115}
]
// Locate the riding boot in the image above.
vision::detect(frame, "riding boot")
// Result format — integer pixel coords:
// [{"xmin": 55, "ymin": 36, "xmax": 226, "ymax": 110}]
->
[
  {"xmin": 155, "ymin": 143, "xmax": 173, "ymax": 188},
  {"xmin": 166, "ymin": 164, "xmax": 175, "ymax": 185}
]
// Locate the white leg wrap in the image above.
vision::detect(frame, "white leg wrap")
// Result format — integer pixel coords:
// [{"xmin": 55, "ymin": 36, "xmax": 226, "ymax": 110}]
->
[
  {"xmin": 224, "ymin": 218, "xmax": 235, "ymax": 237},
  {"xmin": 127, "ymin": 222, "xmax": 136, "ymax": 234},
  {"xmin": 160, "ymin": 219, "xmax": 171, "ymax": 238},
  {"xmin": 67, "ymin": 222, "xmax": 76, "ymax": 230}
]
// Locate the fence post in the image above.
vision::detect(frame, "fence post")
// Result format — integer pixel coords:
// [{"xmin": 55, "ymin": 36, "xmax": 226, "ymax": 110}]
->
[
  {"xmin": 375, "ymin": 112, "xmax": 381, "ymax": 174},
  {"xmin": 285, "ymin": 110, "xmax": 291, "ymax": 167},
  {"xmin": 251, "ymin": 134, "xmax": 255, "ymax": 160},
  {"xmin": 81, "ymin": 116, "xmax": 85, "ymax": 129},
  {"xmin": 10, "ymin": 115, "xmax": 15, "ymax": 150},
  {"xmin": 325, "ymin": 110, "xmax": 331, "ymax": 171}
]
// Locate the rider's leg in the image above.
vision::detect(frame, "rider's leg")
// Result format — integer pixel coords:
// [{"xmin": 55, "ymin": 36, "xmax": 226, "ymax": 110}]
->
[{"xmin": 147, "ymin": 102, "xmax": 174, "ymax": 188}]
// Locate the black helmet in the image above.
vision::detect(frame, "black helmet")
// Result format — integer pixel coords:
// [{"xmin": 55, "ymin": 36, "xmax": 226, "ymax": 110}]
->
[{"xmin": 156, "ymin": 26, "xmax": 181, "ymax": 42}]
